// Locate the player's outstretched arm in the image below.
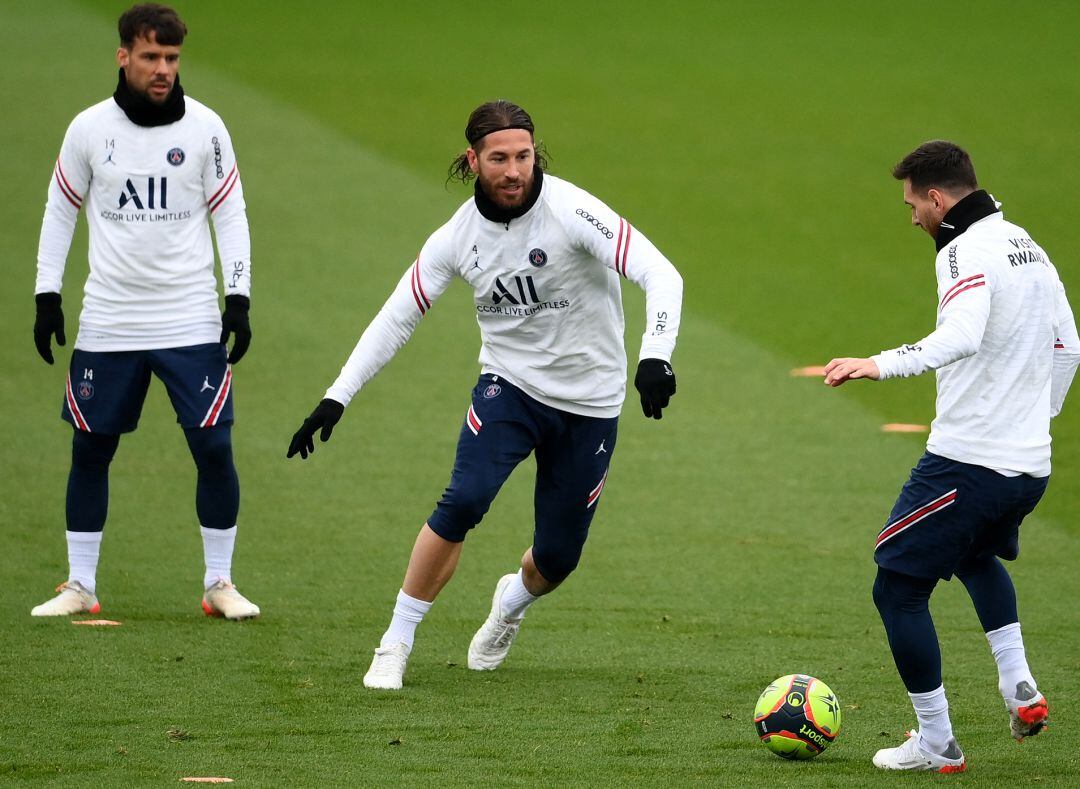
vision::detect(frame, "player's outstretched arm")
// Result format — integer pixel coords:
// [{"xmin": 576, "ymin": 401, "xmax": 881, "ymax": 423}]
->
[
  {"xmin": 287, "ymin": 399, "xmax": 345, "ymax": 460},
  {"xmin": 634, "ymin": 358, "xmax": 676, "ymax": 419},
  {"xmin": 823, "ymin": 357, "xmax": 881, "ymax": 387},
  {"xmin": 33, "ymin": 292, "xmax": 66, "ymax": 365}
]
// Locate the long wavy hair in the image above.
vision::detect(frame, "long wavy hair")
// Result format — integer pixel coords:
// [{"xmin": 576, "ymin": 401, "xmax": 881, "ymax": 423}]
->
[{"xmin": 448, "ymin": 100, "xmax": 549, "ymax": 184}]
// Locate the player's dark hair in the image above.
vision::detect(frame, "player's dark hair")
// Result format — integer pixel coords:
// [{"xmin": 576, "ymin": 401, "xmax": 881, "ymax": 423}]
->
[
  {"xmin": 118, "ymin": 3, "xmax": 187, "ymax": 48},
  {"xmin": 448, "ymin": 100, "xmax": 549, "ymax": 184},
  {"xmin": 892, "ymin": 140, "xmax": 978, "ymax": 194}
]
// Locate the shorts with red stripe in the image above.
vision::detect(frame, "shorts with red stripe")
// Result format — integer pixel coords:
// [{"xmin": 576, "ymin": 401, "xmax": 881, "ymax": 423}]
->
[
  {"xmin": 875, "ymin": 452, "xmax": 1048, "ymax": 580},
  {"xmin": 427, "ymin": 374, "xmax": 618, "ymax": 583},
  {"xmin": 62, "ymin": 343, "xmax": 233, "ymax": 434}
]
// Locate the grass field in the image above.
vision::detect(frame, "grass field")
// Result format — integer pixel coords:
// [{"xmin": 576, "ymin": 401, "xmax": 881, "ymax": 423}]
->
[{"xmin": 2, "ymin": 1, "xmax": 1078, "ymax": 785}]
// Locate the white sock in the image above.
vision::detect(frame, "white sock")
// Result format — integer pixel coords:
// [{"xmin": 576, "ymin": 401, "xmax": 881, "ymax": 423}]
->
[
  {"xmin": 500, "ymin": 570, "xmax": 539, "ymax": 620},
  {"xmin": 380, "ymin": 590, "xmax": 432, "ymax": 650},
  {"xmin": 986, "ymin": 622, "xmax": 1037, "ymax": 700},
  {"xmin": 201, "ymin": 525, "xmax": 236, "ymax": 589},
  {"xmin": 67, "ymin": 530, "xmax": 103, "ymax": 594},
  {"xmin": 909, "ymin": 685, "xmax": 954, "ymax": 754}
]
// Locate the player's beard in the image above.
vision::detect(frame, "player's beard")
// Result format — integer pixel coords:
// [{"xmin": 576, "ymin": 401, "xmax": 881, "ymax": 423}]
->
[{"xmin": 478, "ymin": 168, "xmax": 534, "ymax": 210}]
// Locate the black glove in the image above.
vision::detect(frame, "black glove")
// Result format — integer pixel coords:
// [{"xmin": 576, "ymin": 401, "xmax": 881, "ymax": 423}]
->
[
  {"xmin": 287, "ymin": 398, "xmax": 345, "ymax": 459},
  {"xmin": 220, "ymin": 294, "xmax": 251, "ymax": 364},
  {"xmin": 634, "ymin": 358, "xmax": 676, "ymax": 420},
  {"xmin": 34, "ymin": 292, "xmax": 66, "ymax": 365}
]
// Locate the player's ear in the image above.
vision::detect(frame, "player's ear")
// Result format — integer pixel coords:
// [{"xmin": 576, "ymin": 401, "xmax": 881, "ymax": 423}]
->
[
  {"xmin": 117, "ymin": 47, "xmax": 129, "ymax": 68},
  {"xmin": 466, "ymin": 148, "xmax": 479, "ymax": 174},
  {"xmin": 927, "ymin": 187, "xmax": 945, "ymax": 212}
]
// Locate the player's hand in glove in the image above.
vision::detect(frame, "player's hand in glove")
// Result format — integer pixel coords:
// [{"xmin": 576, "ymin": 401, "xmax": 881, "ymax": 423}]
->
[
  {"xmin": 34, "ymin": 292, "xmax": 66, "ymax": 365},
  {"xmin": 287, "ymin": 398, "xmax": 345, "ymax": 459},
  {"xmin": 220, "ymin": 295, "xmax": 251, "ymax": 364},
  {"xmin": 634, "ymin": 358, "xmax": 676, "ymax": 420}
]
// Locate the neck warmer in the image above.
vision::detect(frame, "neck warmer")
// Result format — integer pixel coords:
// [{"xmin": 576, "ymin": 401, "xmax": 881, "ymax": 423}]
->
[
  {"xmin": 935, "ymin": 189, "xmax": 999, "ymax": 251},
  {"xmin": 113, "ymin": 68, "xmax": 185, "ymax": 127}
]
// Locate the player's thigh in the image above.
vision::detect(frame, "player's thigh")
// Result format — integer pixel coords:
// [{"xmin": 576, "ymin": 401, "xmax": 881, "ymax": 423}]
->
[
  {"xmin": 428, "ymin": 376, "xmax": 539, "ymax": 540},
  {"xmin": 962, "ymin": 473, "xmax": 1049, "ymax": 567},
  {"xmin": 874, "ymin": 452, "xmax": 997, "ymax": 580},
  {"xmin": 62, "ymin": 349, "xmax": 151, "ymax": 434},
  {"xmin": 532, "ymin": 413, "xmax": 619, "ymax": 555},
  {"xmin": 149, "ymin": 343, "xmax": 233, "ymax": 429}
]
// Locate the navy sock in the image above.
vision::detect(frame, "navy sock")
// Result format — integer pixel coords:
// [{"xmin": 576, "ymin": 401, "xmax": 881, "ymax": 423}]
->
[
  {"xmin": 183, "ymin": 424, "xmax": 239, "ymax": 529},
  {"xmin": 66, "ymin": 431, "xmax": 120, "ymax": 532},
  {"xmin": 957, "ymin": 556, "xmax": 1018, "ymax": 633},
  {"xmin": 873, "ymin": 566, "xmax": 942, "ymax": 693}
]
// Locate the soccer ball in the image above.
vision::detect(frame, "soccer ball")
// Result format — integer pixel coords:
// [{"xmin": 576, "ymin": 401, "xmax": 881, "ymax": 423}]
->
[{"xmin": 754, "ymin": 674, "xmax": 842, "ymax": 759}]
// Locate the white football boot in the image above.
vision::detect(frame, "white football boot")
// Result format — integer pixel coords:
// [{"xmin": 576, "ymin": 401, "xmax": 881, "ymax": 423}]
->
[
  {"xmin": 201, "ymin": 579, "xmax": 260, "ymax": 620},
  {"xmin": 31, "ymin": 580, "xmax": 100, "ymax": 617},
  {"xmin": 1006, "ymin": 681, "xmax": 1049, "ymax": 741},
  {"xmin": 873, "ymin": 730, "xmax": 966, "ymax": 773},
  {"xmin": 363, "ymin": 642, "xmax": 411, "ymax": 690},
  {"xmin": 467, "ymin": 573, "xmax": 522, "ymax": 671}
]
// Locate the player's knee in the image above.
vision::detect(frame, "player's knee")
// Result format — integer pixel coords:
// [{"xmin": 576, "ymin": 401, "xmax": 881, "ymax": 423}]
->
[
  {"xmin": 532, "ymin": 544, "xmax": 582, "ymax": 585},
  {"xmin": 430, "ymin": 484, "xmax": 495, "ymax": 539},
  {"xmin": 874, "ymin": 566, "xmax": 935, "ymax": 615},
  {"xmin": 872, "ymin": 568, "xmax": 891, "ymax": 615},
  {"xmin": 185, "ymin": 425, "xmax": 234, "ymax": 473},
  {"xmin": 71, "ymin": 430, "xmax": 119, "ymax": 471}
]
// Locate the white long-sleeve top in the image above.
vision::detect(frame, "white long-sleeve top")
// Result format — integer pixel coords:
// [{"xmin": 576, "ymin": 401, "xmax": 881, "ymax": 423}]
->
[
  {"xmin": 36, "ymin": 95, "xmax": 251, "ymax": 351},
  {"xmin": 326, "ymin": 173, "xmax": 683, "ymax": 418},
  {"xmin": 873, "ymin": 210, "xmax": 1079, "ymax": 476}
]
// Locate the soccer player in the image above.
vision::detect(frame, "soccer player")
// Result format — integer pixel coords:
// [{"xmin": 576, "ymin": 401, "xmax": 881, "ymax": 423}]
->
[
  {"xmin": 32, "ymin": 4, "xmax": 259, "ymax": 620},
  {"xmin": 825, "ymin": 141, "xmax": 1079, "ymax": 772},
  {"xmin": 288, "ymin": 100, "xmax": 682, "ymax": 690}
]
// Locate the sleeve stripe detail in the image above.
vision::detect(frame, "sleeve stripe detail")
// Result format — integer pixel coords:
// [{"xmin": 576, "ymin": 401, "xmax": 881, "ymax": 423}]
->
[
  {"xmin": 940, "ymin": 273, "xmax": 985, "ymax": 307},
  {"xmin": 940, "ymin": 280, "xmax": 986, "ymax": 310},
  {"xmin": 54, "ymin": 158, "xmax": 82, "ymax": 208},
  {"xmin": 208, "ymin": 164, "xmax": 238, "ymax": 210},
  {"xmin": 614, "ymin": 218, "xmax": 632, "ymax": 278},
  {"xmin": 410, "ymin": 256, "xmax": 431, "ymax": 315}
]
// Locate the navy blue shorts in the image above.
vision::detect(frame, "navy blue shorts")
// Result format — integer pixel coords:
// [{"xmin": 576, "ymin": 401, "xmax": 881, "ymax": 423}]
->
[
  {"xmin": 62, "ymin": 343, "xmax": 234, "ymax": 434},
  {"xmin": 427, "ymin": 374, "xmax": 618, "ymax": 561},
  {"xmin": 875, "ymin": 452, "xmax": 1048, "ymax": 580}
]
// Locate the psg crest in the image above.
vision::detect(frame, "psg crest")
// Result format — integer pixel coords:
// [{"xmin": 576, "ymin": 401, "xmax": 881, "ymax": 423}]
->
[
  {"xmin": 528, "ymin": 248, "xmax": 548, "ymax": 268},
  {"xmin": 166, "ymin": 147, "xmax": 186, "ymax": 166},
  {"xmin": 483, "ymin": 383, "xmax": 502, "ymax": 399},
  {"xmin": 77, "ymin": 381, "xmax": 94, "ymax": 400}
]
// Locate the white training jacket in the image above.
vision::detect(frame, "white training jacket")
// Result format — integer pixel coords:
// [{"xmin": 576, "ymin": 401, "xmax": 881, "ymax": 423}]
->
[
  {"xmin": 873, "ymin": 205, "xmax": 1079, "ymax": 477},
  {"xmin": 326, "ymin": 172, "xmax": 683, "ymax": 418},
  {"xmin": 36, "ymin": 96, "xmax": 251, "ymax": 351}
]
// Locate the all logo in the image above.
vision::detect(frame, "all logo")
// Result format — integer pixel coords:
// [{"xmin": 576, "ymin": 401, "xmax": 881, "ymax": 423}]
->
[
  {"xmin": 528, "ymin": 248, "xmax": 548, "ymax": 268},
  {"xmin": 118, "ymin": 177, "xmax": 168, "ymax": 209},
  {"xmin": 166, "ymin": 147, "xmax": 186, "ymax": 166},
  {"xmin": 77, "ymin": 381, "xmax": 94, "ymax": 400},
  {"xmin": 492, "ymin": 275, "xmax": 540, "ymax": 306},
  {"xmin": 483, "ymin": 383, "xmax": 502, "ymax": 399}
]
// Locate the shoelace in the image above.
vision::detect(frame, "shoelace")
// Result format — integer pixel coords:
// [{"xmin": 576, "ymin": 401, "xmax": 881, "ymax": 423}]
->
[{"xmin": 488, "ymin": 619, "xmax": 519, "ymax": 648}]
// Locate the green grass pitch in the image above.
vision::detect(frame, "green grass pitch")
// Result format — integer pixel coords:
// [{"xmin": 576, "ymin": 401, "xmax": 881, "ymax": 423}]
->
[{"xmin": 2, "ymin": 1, "xmax": 1078, "ymax": 785}]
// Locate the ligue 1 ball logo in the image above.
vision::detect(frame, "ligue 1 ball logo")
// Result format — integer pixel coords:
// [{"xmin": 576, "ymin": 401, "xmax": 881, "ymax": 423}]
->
[
  {"xmin": 754, "ymin": 674, "xmax": 842, "ymax": 760},
  {"xmin": 528, "ymin": 248, "xmax": 548, "ymax": 268},
  {"xmin": 166, "ymin": 147, "xmax": 186, "ymax": 166}
]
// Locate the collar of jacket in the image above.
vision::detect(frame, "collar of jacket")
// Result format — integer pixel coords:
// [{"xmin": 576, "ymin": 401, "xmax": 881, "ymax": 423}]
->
[
  {"xmin": 113, "ymin": 69, "xmax": 186, "ymax": 127},
  {"xmin": 935, "ymin": 189, "xmax": 999, "ymax": 252},
  {"xmin": 473, "ymin": 166, "xmax": 544, "ymax": 225}
]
